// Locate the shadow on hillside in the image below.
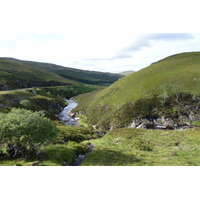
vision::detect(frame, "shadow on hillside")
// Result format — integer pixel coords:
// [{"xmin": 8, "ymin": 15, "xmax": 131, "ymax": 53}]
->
[{"xmin": 82, "ymin": 149, "xmax": 142, "ymax": 166}]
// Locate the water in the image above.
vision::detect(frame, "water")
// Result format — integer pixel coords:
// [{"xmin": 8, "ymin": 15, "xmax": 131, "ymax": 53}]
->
[
  {"xmin": 59, "ymin": 99, "xmax": 95, "ymax": 166},
  {"xmin": 59, "ymin": 99, "xmax": 78, "ymax": 126}
]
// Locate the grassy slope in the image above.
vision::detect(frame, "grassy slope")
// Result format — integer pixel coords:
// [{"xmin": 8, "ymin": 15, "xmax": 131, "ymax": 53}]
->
[
  {"xmin": 75, "ymin": 52, "xmax": 200, "ymax": 125},
  {"xmin": 4, "ymin": 57, "xmax": 123, "ymax": 86},
  {"xmin": 0, "ymin": 58, "xmax": 77, "ymax": 88},
  {"xmin": 92, "ymin": 52, "xmax": 200, "ymax": 106},
  {"xmin": 0, "ymin": 58, "xmax": 79, "ymax": 90},
  {"xmin": 81, "ymin": 127, "xmax": 200, "ymax": 166}
]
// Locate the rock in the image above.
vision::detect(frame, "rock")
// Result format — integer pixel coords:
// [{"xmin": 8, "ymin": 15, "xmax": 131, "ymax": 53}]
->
[
  {"xmin": 189, "ymin": 111, "xmax": 199, "ymax": 121},
  {"xmin": 71, "ymin": 155, "xmax": 86, "ymax": 166},
  {"xmin": 163, "ymin": 118, "xmax": 175, "ymax": 129},
  {"xmin": 136, "ymin": 123, "xmax": 146, "ymax": 129},
  {"xmin": 178, "ymin": 126, "xmax": 190, "ymax": 129},
  {"xmin": 14, "ymin": 163, "xmax": 23, "ymax": 166},
  {"xmin": 129, "ymin": 119, "xmax": 141, "ymax": 128},
  {"xmin": 129, "ymin": 120, "xmax": 136, "ymax": 128},
  {"xmin": 62, "ymin": 161, "xmax": 67, "ymax": 166},
  {"xmin": 87, "ymin": 143, "xmax": 95, "ymax": 152},
  {"xmin": 109, "ymin": 126, "xmax": 114, "ymax": 131},
  {"xmin": 92, "ymin": 125, "xmax": 97, "ymax": 130},
  {"xmin": 79, "ymin": 155, "xmax": 85, "ymax": 160},
  {"xmin": 154, "ymin": 124, "xmax": 166, "ymax": 129},
  {"xmin": 32, "ymin": 161, "xmax": 41, "ymax": 166},
  {"xmin": 95, "ymin": 131, "xmax": 104, "ymax": 136}
]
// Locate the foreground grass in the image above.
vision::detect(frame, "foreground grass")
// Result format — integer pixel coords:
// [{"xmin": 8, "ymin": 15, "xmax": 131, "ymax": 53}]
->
[
  {"xmin": 0, "ymin": 141, "xmax": 86, "ymax": 166},
  {"xmin": 81, "ymin": 128, "xmax": 200, "ymax": 166},
  {"xmin": 1, "ymin": 127, "xmax": 200, "ymax": 166}
]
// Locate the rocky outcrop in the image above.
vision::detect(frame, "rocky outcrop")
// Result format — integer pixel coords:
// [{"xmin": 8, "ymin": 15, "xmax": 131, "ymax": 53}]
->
[{"xmin": 129, "ymin": 114, "xmax": 199, "ymax": 130}]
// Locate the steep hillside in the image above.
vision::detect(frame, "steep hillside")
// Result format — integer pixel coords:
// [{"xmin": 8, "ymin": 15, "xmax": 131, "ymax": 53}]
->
[
  {"xmin": 4, "ymin": 58, "xmax": 123, "ymax": 86},
  {"xmin": 75, "ymin": 52, "xmax": 200, "ymax": 130}
]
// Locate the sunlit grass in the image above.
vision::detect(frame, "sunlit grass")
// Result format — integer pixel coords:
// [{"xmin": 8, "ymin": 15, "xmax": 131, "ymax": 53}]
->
[{"xmin": 81, "ymin": 128, "xmax": 200, "ymax": 166}]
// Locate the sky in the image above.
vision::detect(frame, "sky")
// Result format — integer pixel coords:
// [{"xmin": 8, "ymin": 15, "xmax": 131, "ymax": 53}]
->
[{"xmin": 0, "ymin": 0, "xmax": 200, "ymax": 73}]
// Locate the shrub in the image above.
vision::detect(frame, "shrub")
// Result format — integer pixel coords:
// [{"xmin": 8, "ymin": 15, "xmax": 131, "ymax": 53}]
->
[
  {"xmin": 57, "ymin": 125, "xmax": 94, "ymax": 143},
  {"xmin": 0, "ymin": 108, "xmax": 58, "ymax": 159}
]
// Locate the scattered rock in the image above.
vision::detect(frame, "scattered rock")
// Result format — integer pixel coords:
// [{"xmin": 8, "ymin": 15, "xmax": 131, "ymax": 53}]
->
[
  {"xmin": 136, "ymin": 123, "xmax": 146, "ymax": 129},
  {"xmin": 32, "ymin": 161, "xmax": 41, "ymax": 166},
  {"xmin": 92, "ymin": 125, "xmax": 97, "ymax": 130},
  {"xmin": 62, "ymin": 161, "xmax": 67, "ymax": 166},
  {"xmin": 130, "ymin": 120, "xmax": 136, "ymax": 128}
]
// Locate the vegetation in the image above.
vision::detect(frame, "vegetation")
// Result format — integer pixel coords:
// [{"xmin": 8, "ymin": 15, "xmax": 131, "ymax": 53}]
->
[
  {"xmin": 81, "ymin": 128, "xmax": 200, "ymax": 166},
  {"xmin": 0, "ymin": 108, "xmax": 58, "ymax": 159},
  {"xmin": 0, "ymin": 58, "xmax": 73, "ymax": 90},
  {"xmin": 0, "ymin": 109, "xmax": 99, "ymax": 166},
  {"xmin": 56, "ymin": 125, "xmax": 97, "ymax": 143},
  {"xmin": 0, "ymin": 57, "xmax": 123, "ymax": 90},
  {"xmin": 0, "ymin": 85, "xmax": 97, "ymax": 118},
  {"xmin": 74, "ymin": 52, "xmax": 200, "ymax": 130},
  {"xmin": 0, "ymin": 52, "xmax": 200, "ymax": 166}
]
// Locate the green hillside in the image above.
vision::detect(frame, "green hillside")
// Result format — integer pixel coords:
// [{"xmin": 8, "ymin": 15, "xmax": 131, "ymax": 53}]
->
[
  {"xmin": 74, "ymin": 52, "xmax": 200, "ymax": 130},
  {"xmin": 0, "ymin": 58, "xmax": 78, "ymax": 90},
  {"xmin": 3, "ymin": 58, "xmax": 123, "ymax": 87}
]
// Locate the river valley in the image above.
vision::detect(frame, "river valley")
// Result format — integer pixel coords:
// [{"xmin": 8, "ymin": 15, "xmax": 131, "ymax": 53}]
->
[{"xmin": 59, "ymin": 99, "xmax": 95, "ymax": 166}]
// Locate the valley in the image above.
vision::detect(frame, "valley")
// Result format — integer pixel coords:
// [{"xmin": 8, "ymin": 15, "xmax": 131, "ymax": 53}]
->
[{"xmin": 0, "ymin": 52, "xmax": 200, "ymax": 166}]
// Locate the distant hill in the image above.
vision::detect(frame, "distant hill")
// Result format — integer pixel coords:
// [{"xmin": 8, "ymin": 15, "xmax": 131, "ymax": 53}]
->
[
  {"xmin": 119, "ymin": 70, "xmax": 135, "ymax": 76},
  {"xmin": 75, "ymin": 52, "xmax": 200, "ymax": 130},
  {"xmin": 0, "ymin": 58, "xmax": 123, "ymax": 90}
]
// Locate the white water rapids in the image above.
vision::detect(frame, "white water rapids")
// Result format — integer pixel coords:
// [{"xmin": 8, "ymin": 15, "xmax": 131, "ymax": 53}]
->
[{"xmin": 59, "ymin": 99, "xmax": 79, "ymax": 126}]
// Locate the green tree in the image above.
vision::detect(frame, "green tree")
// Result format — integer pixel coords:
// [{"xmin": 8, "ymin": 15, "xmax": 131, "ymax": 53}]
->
[{"xmin": 0, "ymin": 108, "xmax": 58, "ymax": 159}]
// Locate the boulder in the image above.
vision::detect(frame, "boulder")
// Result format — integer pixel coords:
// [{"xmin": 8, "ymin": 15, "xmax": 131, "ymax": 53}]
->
[
  {"xmin": 136, "ymin": 123, "xmax": 146, "ymax": 129},
  {"xmin": 129, "ymin": 120, "xmax": 136, "ymax": 128}
]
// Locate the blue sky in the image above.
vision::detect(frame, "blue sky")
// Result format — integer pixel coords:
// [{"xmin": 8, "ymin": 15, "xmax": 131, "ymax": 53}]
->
[{"xmin": 0, "ymin": 0, "xmax": 200, "ymax": 73}]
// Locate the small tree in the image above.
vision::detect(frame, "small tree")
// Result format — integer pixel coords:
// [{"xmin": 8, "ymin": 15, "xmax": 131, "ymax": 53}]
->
[{"xmin": 0, "ymin": 108, "xmax": 58, "ymax": 159}]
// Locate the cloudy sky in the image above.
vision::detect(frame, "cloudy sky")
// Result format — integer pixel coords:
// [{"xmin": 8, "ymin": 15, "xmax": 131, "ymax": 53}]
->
[{"xmin": 0, "ymin": 0, "xmax": 200, "ymax": 73}]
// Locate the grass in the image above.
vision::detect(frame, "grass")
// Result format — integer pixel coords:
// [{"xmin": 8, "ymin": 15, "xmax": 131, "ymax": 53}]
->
[
  {"xmin": 75, "ymin": 52, "xmax": 200, "ymax": 129},
  {"xmin": 0, "ymin": 142, "xmax": 86, "ymax": 166},
  {"xmin": 1, "ymin": 121, "xmax": 200, "ymax": 166},
  {"xmin": 0, "ymin": 57, "xmax": 122, "ymax": 89},
  {"xmin": 80, "ymin": 127, "xmax": 200, "ymax": 166},
  {"xmin": 0, "ymin": 85, "xmax": 98, "ymax": 117}
]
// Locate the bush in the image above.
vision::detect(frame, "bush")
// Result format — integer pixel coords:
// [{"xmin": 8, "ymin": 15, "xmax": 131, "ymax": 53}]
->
[
  {"xmin": 0, "ymin": 108, "xmax": 58, "ymax": 159},
  {"xmin": 57, "ymin": 125, "xmax": 94, "ymax": 143}
]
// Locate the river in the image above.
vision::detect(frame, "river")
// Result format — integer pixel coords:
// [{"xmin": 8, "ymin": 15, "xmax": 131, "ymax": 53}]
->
[
  {"xmin": 59, "ymin": 99, "xmax": 79, "ymax": 126},
  {"xmin": 59, "ymin": 98, "xmax": 95, "ymax": 166}
]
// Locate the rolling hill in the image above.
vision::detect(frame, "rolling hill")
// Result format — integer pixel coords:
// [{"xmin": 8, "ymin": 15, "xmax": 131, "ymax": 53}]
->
[
  {"xmin": 0, "ymin": 58, "xmax": 77, "ymax": 90},
  {"xmin": 1, "ymin": 58, "xmax": 123, "ymax": 89},
  {"xmin": 74, "ymin": 52, "xmax": 200, "ymax": 130}
]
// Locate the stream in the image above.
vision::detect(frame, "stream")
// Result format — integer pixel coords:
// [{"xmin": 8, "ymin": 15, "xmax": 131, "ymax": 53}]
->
[
  {"xmin": 59, "ymin": 99, "xmax": 79, "ymax": 126},
  {"xmin": 59, "ymin": 98, "xmax": 95, "ymax": 166}
]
